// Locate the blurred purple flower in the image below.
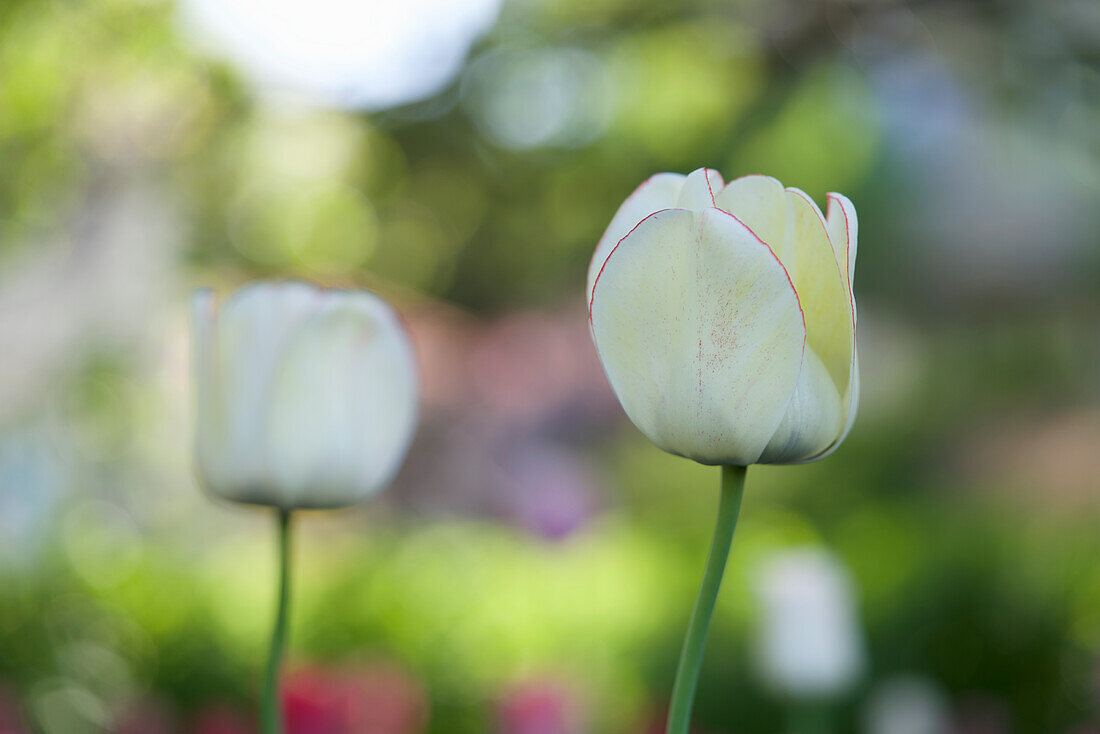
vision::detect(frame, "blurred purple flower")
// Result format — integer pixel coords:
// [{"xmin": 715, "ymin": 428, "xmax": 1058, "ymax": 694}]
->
[
  {"xmin": 394, "ymin": 305, "xmax": 616, "ymax": 524},
  {"xmin": 493, "ymin": 445, "xmax": 597, "ymax": 541}
]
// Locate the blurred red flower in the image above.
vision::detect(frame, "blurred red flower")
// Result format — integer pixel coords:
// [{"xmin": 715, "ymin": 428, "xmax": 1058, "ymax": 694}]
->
[{"xmin": 283, "ymin": 663, "xmax": 428, "ymax": 734}]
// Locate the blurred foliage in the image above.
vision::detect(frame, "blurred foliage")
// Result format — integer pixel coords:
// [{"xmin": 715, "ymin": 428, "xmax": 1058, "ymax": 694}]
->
[{"xmin": 2, "ymin": 0, "xmax": 1100, "ymax": 732}]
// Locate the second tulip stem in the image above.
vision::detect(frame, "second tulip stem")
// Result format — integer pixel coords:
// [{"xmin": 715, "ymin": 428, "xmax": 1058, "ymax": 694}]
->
[
  {"xmin": 261, "ymin": 508, "xmax": 293, "ymax": 734},
  {"xmin": 665, "ymin": 464, "xmax": 746, "ymax": 734}
]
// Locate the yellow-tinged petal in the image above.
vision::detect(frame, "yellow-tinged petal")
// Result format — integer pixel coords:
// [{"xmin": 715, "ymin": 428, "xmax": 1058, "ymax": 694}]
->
[
  {"xmin": 590, "ymin": 207, "xmax": 806, "ymax": 466},
  {"xmin": 783, "ymin": 188, "xmax": 853, "ymax": 393},
  {"xmin": 715, "ymin": 182, "xmax": 850, "ymax": 392},
  {"xmin": 715, "ymin": 181, "xmax": 853, "ymax": 392},
  {"xmin": 799, "ymin": 191, "xmax": 859, "ymax": 463}
]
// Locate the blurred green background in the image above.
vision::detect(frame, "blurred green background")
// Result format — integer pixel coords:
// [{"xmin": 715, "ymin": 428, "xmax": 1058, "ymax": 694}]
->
[{"xmin": 1, "ymin": 0, "xmax": 1100, "ymax": 732}]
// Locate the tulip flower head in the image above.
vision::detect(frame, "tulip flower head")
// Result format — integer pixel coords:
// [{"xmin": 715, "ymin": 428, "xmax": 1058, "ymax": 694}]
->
[
  {"xmin": 587, "ymin": 168, "xmax": 858, "ymax": 466},
  {"xmin": 191, "ymin": 281, "xmax": 418, "ymax": 510}
]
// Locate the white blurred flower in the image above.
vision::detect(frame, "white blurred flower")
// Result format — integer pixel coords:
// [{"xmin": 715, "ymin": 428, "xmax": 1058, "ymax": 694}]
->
[
  {"xmin": 191, "ymin": 281, "xmax": 418, "ymax": 509},
  {"xmin": 863, "ymin": 675, "xmax": 950, "ymax": 734},
  {"xmin": 587, "ymin": 168, "xmax": 859, "ymax": 466},
  {"xmin": 179, "ymin": 0, "xmax": 502, "ymax": 110},
  {"xmin": 753, "ymin": 548, "xmax": 866, "ymax": 699}
]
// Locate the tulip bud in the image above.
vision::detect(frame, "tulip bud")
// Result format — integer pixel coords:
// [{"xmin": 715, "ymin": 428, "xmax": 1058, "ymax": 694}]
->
[
  {"xmin": 752, "ymin": 548, "xmax": 865, "ymax": 699},
  {"xmin": 191, "ymin": 281, "xmax": 418, "ymax": 509},
  {"xmin": 587, "ymin": 168, "xmax": 859, "ymax": 466}
]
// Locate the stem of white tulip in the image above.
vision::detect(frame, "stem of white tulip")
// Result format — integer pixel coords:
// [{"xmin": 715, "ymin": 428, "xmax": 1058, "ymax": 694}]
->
[
  {"xmin": 261, "ymin": 508, "xmax": 293, "ymax": 734},
  {"xmin": 665, "ymin": 465, "xmax": 747, "ymax": 734}
]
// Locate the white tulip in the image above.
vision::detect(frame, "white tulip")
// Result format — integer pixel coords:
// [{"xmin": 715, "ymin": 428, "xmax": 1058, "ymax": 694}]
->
[
  {"xmin": 863, "ymin": 675, "xmax": 950, "ymax": 734},
  {"xmin": 191, "ymin": 281, "xmax": 418, "ymax": 509},
  {"xmin": 587, "ymin": 168, "xmax": 858, "ymax": 466},
  {"xmin": 753, "ymin": 548, "xmax": 866, "ymax": 699}
]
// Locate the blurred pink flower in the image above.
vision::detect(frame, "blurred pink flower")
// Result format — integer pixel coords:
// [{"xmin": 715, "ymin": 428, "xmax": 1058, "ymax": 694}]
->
[
  {"xmin": 497, "ymin": 677, "xmax": 583, "ymax": 734},
  {"xmin": 406, "ymin": 305, "xmax": 615, "ymax": 424},
  {"xmin": 466, "ymin": 310, "xmax": 610, "ymax": 421},
  {"xmin": 282, "ymin": 663, "xmax": 428, "ymax": 734}
]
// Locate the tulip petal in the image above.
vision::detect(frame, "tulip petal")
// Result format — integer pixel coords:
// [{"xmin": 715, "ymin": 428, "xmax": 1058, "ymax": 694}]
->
[
  {"xmin": 590, "ymin": 207, "xmax": 806, "ymax": 466},
  {"xmin": 675, "ymin": 167, "xmax": 723, "ymax": 210},
  {"xmin": 266, "ymin": 292, "xmax": 418, "ymax": 508},
  {"xmin": 713, "ymin": 175, "xmax": 790, "ymax": 262},
  {"xmin": 826, "ymin": 192, "xmax": 858, "ymax": 306},
  {"xmin": 715, "ymin": 182, "xmax": 853, "ymax": 396},
  {"xmin": 586, "ymin": 173, "xmax": 686, "ymax": 305},
  {"xmin": 781, "ymin": 189, "xmax": 853, "ymax": 393},
  {"xmin": 780, "ymin": 191, "xmax": 860, "ymax": 464},
  {"xmin": 800, "ymin": 345, "xmax": 860, "ymax": 464},
  {"xmin": 211, "ymin": 281, "xmax": 322, "ymax": 500},
  {"xmin": 757, "ymin": 346, "xmax": 843, "ymax": 463},
  {"xmin": 794, "ymin": 192, "xmax": 859, "ymax": 463},
  {"xmin": 839, "ymin": 349, "xmax": 860, "ymax": 444}
]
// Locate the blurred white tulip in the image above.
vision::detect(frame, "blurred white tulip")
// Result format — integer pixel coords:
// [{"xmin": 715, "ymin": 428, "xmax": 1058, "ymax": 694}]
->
[
  {"xmin": 863, "ymin": 675, "xmax": 950, "ymax": 734},
  {"xmin": 587, "ymin": 168, "xmax": 858, "ymax": 466},
  {"xmin": 753, "ymin": 548, "xmax": 866, "ymax": 699},
  {"xmin": 191, "ymin": 281, "xmax": 418, "ymax": 509}
]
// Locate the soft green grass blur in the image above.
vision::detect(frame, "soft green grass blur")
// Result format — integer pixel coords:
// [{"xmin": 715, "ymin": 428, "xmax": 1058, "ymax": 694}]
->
[{"xmin": 1, "ymin": 0, "xmax": 1099, "ymax": 732}]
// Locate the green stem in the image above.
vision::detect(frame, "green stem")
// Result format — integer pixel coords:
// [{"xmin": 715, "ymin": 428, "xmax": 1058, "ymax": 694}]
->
[
  {"xmin": 261, "ymin": 508, "xmax": 293, "ymax": 734},
  {"xmin": 666, "ymin": 465, "xmax": 747, "ymax": 734}
]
